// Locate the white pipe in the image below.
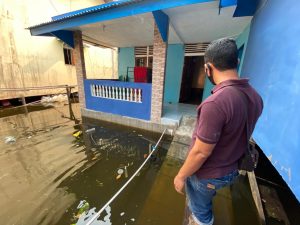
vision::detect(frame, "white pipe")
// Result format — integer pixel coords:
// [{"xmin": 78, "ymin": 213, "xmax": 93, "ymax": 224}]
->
[{"xmin": 85, "ymin": 129, "xmax": 167, "ymax": 225}]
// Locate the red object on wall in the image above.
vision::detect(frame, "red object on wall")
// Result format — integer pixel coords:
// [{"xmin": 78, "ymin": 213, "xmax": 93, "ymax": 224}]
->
[{"xmin": 134, "ymin": 67, "xmax": 148, "ymax": 83}]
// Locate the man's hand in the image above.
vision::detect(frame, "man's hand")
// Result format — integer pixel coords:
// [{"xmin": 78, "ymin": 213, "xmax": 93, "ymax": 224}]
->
[
  {"xmin": 174, "ymin": 175, "xmax": 186, "ymax": 195},
  {"xmin": 173, "ymin": 138, "xmax": 216, "ymax": 195}
]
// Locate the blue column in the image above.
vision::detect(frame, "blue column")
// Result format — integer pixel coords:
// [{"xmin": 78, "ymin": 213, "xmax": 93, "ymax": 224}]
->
[{"xmin": 164, "ymin": 44, "xmax": 185, "ymax": 103}]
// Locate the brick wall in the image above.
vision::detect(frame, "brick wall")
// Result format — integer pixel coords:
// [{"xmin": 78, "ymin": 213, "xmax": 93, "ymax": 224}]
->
[
  {"xmin": 151, "ymin": 23, "xmax": 168, "ymax": 123},
  {"xmin": 73, "ymin": 30, "xmax": 87, "ymax": 108}
]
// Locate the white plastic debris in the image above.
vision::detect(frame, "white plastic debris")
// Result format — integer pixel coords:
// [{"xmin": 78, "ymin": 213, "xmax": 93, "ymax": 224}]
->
[
  {"xmin": 120, "ymin": 212, "xmax": 125, "ymax": 216},
  {"xmin": 117, "ymin": 169, "xmax": 124, "ymax": 175},
  {"xmin": 41, "ymin": 94, "xmax": 68, "ymax": 103},
  {"xmin": 4, "ymin": 136, "xmax": 16, "ymax": 144},
  {"xmin": 85, "ymin": 128, "xmax": 96, "ymax": 134},
  {"xmin": 130, "ymin": 218, "xmax": 135, "ymax": 222}
]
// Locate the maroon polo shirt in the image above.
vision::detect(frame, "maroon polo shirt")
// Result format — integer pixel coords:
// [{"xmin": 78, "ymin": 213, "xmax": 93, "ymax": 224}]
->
[{"xmin": 190, "ymin": 79, "xmax": 263, "ymax": 179}]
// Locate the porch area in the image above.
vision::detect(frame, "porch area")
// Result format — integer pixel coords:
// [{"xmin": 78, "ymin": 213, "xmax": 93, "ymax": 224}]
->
[{"xmin": 28, "ymin": 0, "xmax": 255, "ymax": 132}]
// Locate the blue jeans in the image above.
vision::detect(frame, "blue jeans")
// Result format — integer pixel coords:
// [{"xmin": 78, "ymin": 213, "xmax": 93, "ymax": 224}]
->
[{"xmin": 185, "ymin": 170, "xmax": 239, "ymax": 225}]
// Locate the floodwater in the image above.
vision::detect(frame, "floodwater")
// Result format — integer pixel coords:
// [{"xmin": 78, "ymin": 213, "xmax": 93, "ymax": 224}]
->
[
  {"xmin": 0, "ymin": 102, "xmax": 271, "ymax": 225},
  {"xmin": 0, "ymin": 103, "xmax": 185, "ymax": 225}
]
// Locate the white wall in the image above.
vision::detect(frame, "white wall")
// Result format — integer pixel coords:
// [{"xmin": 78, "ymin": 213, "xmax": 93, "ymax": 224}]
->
[{"xmin": 0, "ymin": 0, "xmax": 117, "ymax": 100}]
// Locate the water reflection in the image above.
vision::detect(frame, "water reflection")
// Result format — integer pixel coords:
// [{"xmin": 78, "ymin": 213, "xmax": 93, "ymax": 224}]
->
[
  {"xmin": 0, "ymin": 104, "xmax": 181, "ymax": 225},
  {"xmin": 0, "ymin": 104, "xmax": 85, "ymax": 225},
  {"xmin": 75, "ymin": 205, "xmax": 112, "ymax": 225}
]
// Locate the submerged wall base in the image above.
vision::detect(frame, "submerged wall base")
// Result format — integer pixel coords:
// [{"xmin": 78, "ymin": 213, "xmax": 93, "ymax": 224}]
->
[{"xmin": 81, "ymin": 108, "xmax": 176, "ymax": 134}]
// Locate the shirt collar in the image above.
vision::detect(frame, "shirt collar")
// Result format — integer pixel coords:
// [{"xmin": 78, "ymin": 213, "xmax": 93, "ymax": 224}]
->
[{"xmin": 211, "ymin": 78, "xmax": 249, "ymax": 94}]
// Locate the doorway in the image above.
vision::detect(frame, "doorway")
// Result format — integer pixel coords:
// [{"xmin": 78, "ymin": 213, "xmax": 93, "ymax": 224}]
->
[{"xmin": 179, "ymin": 56, "xmax": 206, "ymax": 105}]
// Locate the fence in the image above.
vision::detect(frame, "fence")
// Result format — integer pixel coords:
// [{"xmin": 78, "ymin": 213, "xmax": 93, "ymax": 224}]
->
[
  {"xmin": 84, "ymin": 80, "xmax": 152, "ymax": 120},
  {"xmin": 91, "ymin": 85, "xmax": 142, "ymax": 103}
]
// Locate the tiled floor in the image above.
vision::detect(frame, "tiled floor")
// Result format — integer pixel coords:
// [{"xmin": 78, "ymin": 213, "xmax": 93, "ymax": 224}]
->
[{"xmin": 161, "ymin": 103, "xmax": 198, "ymax": 126}]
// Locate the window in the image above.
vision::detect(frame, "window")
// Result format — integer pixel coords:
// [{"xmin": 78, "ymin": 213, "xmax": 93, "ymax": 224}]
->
[
  {"xmin": 135, "ymin": 57, "xmax": 146, "ymax": 67},
  {"xmin": 63, "ymin": 48, "xmax": 74, "ymax": 65},
  {"xmin": 184, "ymin": 43, "xmax": 210, "ymax": 56},
  {"xmin": 134, "ymin": 46, "xmax": 153, "ymax": 68}
]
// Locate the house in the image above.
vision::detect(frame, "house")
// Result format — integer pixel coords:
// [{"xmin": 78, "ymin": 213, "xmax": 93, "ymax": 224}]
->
[
  {"xmin": 0, "ymin": 0, "xmax": 117, "ymax": 102},
  {"xmin": 28, "ymin": 0, "xmax": 300, "ymax": 203}
]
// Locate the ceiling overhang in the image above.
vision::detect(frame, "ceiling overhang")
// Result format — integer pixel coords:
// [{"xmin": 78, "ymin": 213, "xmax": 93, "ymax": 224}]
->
[{"xmin": 28, "ymin": 0, "xmax": 257, "ymax": 48}]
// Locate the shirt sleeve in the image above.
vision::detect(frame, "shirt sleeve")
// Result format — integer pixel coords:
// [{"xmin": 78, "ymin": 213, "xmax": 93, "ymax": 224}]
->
[{"xmin": 196, "ymin": 102, "xmax": 226, "ymax": 144}]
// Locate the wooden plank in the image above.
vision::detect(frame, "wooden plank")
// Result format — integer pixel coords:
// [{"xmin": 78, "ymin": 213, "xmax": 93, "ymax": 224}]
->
[
  {"xmin": 259, "ymin": 184, "xmax": 290, "ymax": 225},
  {"xmin": 247, "ymin": 171, "xmax": 266, "ymax": 225}
]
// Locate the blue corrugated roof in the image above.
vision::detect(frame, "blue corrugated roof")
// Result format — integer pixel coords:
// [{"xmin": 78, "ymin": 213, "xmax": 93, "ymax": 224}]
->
[{"xmin": 28, "ymin": 0, "xmax": 143, "ymax": 29}]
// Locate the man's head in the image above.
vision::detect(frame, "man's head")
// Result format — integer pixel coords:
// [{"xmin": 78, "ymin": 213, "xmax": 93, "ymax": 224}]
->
[{"xmin": 204, "ymin": 38, "xmax": 238, "ymax": 85}]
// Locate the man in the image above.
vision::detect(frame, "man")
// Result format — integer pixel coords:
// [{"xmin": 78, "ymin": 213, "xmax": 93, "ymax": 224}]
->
[{"xmin": 174, "ymin": 38, "xmax": 263, "ymax": 225}]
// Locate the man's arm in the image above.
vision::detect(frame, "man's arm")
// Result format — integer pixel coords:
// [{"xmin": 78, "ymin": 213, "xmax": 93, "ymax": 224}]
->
[{"xmin": 174, "ymin": 138, "xmax": 215, "ymax": 194}]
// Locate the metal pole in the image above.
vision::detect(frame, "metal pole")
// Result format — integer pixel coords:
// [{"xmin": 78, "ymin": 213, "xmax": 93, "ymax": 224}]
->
[
  {"xmin": 21, "ymin": 95, "xmax": 28, "ymax": 116},
  {"xmin": 66, "ymin": 86, "xmax": 75, "ymax": 120}
]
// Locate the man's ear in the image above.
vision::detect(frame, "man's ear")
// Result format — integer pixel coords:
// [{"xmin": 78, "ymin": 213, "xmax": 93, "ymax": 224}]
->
[{"xmin": 205, "ymin": 63, "xmax": 212, "ymax": 76}]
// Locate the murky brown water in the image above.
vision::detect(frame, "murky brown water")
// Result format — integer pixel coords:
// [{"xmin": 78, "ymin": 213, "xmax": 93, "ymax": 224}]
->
[
  {"xmin": 0, "ymin": 103, "xmax": 271, "ymax": 225},
  {"xmin": 0, "ymin": 103, "xmax": 185, "ymax": 225}
]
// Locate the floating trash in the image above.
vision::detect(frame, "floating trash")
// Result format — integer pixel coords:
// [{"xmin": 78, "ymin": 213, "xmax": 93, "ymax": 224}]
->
[
  {"xmin": 4, "ymin": 136, "xmax": 16, "ymax": 144},
  {"xmin": 130, "ymin": 218, "xmax": 135, "ymax": 222},
  {"xmin": 41, "ymin": 94, "xmax": 68, "ymax": 103},
  {"xmin": 85, "ymin": 128, "xmax": 95, "ymax": 134},
  {"xmin": 96, "ymin": 180, "xmax": 104, "ymax": 187},
  {"xmin": 117, "ymin": 169, "xmax": 124, "ymax": 175},
  {"xmin": 116, "ymin": 169, "xmax": 124, "ymax": 180},
  {"xmin": 75, "ymin": 206, "xmax": 112, "ymax": 225},
  {"xmin": 124, "ymin": 166, "xmax": 128, "ymax": 178},
  {"xmin": 76, "ymin": 200, "xmax": 90, "ymax": 218},
  {"xmin": 73, "ymin": 131, "xmax": 82, "ymax": 138},
  {"xmin": 120, "ymin": 212, "xmax": 125, "ymax": 216},
  {"xmin": 98, "ymin": 139, "xmax": 103, "ymax": 145}
]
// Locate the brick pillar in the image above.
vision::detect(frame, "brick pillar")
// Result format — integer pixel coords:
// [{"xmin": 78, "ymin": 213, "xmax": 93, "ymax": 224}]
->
[
  {"xmin": 73, "ymin": 30, "xmax": 87, "ymax": 108},
  {"xmin": 151, "ymin": 24, "xmax": 168, "ymax": 123}
]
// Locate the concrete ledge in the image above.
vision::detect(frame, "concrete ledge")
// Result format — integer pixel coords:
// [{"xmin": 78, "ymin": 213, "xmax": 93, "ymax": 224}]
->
[{"xmin": 81, "ymin": 108, "xmax": 177, "ymax": 135}]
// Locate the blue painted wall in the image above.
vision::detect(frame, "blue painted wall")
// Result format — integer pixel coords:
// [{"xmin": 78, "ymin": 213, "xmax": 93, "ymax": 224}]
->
[
  {"xmin": 202, "ymin": 76, "xmax": 214, "ymax": 101},
  {"xmin": 84, "ymin": 80, "xmax": 152, "ymax": 120},
  {"xmin": 241, "ymin": 0, "xmax": 300, "ymax": 200},
  {"xmin": 202, "ymin": 22, "xmax": 251, "ymax": 101},
  {"xmin": 118, "ymin": 47, "xmax": 135, "ymax": 81},
  {"xmin": 164, "ymin": 44, "xmax": 185, "ymax": 103},
  {"xmin": 236, "ymin": 23, "xmax": 251, "ymax": 74}
]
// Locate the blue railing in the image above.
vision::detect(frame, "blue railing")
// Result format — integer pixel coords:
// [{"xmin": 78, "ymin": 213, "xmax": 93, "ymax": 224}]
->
[{"xmin": 84, "ymin": 80, "xmax": 152, "ymax": 120}]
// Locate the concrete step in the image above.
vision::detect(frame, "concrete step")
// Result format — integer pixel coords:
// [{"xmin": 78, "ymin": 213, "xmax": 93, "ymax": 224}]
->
[{"xmin": 167, "ymin": 115, "xmax": 196, "ymax": 160}]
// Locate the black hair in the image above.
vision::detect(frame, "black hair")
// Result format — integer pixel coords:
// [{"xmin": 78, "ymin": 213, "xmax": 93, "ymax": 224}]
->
[{"xmin": 204, "ymin": 38, "xmax": 238, "ymax": 71}]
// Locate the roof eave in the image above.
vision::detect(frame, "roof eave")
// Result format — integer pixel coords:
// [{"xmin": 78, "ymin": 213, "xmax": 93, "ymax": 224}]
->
[{"xmin": 29, "ymin": 0, "xmax": 214, "ymax": 36}]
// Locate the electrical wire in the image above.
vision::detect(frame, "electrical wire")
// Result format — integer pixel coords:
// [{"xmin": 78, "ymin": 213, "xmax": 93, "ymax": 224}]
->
[{"xmin": 85, "ymin": 129, "xmax": 167, "ymax": 225}]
